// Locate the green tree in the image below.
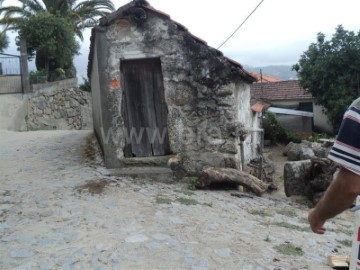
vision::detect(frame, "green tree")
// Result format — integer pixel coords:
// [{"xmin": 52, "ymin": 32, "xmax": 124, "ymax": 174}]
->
[
  {"xmin": 0, "ymin": 31, "xmax": 8, "ymax": 52},
  {"xmin": 0, "ymin": 0, "xmax": 115, "ymax": 40},
  {"xmin": 17, "ymin": 12, "xmax": 79, "ymax": 79},
  {"xmin": 0, "ymin": 0, "xmax": 115, "ymax": 77},
  {"xmin": 293, "ymin": 25, "xmax": 360, "ymax": 131},
  {"xmin": 0, "ymin": 0, "xmax": 8, "ymax": 52}
]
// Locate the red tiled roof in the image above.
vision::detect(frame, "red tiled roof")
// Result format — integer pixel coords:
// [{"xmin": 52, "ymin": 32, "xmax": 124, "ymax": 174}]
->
[
  {"xmin": 250, "ymin": 80, "xmax": 313, "ymax": 101},
  {"xmin": 250, "ymin": 72, "xmax": 282, "ymax": 83}
]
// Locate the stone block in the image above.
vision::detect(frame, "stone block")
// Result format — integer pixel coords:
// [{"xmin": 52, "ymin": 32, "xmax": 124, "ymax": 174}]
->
[{"xmin": 284, "ymin": 160, "xmax": 312, "ymax": 197}]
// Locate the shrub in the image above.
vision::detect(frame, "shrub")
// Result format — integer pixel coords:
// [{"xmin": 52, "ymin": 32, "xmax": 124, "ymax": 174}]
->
[
  {"xmin": 29, "ymin": 69, "xmax": 48, "ymax": 84},
  {"xmin": 79, "ymin": 76, "xmax": 91, "ymax": 92},
  {"xmin": 263, "ymin": 112, "xmax": 301, "ymax": 144}
]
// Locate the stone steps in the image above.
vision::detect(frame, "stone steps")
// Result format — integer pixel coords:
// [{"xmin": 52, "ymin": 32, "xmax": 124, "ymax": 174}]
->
[
  {"xmin": 108, "ymin": 166, "xmax": 175, "ymax": 183},
  {"xmin": 121, "ymin": 155, "xmax": 175, "ymax": 167}
]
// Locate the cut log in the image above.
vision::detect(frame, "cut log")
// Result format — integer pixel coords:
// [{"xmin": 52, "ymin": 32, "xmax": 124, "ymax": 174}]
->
[{"xmin": 198, "ymin": 167, "xmax": 270, "ymax": 196}]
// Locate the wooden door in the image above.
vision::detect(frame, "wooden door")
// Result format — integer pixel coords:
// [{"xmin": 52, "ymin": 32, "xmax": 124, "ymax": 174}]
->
[{"xmin": 121, "ymin": 58, "xmax": 171, "ymax": 157}]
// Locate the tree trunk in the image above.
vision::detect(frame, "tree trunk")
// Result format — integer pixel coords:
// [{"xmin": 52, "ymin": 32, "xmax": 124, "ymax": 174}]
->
[{"xmin": 198, "ymin": 167, "xmax": 270, "ymax": 196}]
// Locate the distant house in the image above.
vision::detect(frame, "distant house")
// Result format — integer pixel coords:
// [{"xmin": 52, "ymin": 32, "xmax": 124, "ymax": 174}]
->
[
  {"xmin": 249, "ymin": 72, "xmax": 281, "ymax": 83},
  {"xmin": 87, "ymin": 0, "xmax": 258, "ymax": 175},
  {"xmin": 251, "ymin": 80, "xmax": 333, "ymax": 135}
]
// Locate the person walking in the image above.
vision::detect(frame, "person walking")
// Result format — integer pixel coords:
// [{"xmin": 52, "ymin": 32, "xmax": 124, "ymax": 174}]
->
[{"xmin": 308, "ymin": 97, "xmax": 360, "ymax": 234}]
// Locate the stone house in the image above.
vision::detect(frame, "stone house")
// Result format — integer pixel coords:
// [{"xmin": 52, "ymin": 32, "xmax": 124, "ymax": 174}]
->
[{"xmin": 88, "ymin": 0, "xmax": 257, "ymax": 176}]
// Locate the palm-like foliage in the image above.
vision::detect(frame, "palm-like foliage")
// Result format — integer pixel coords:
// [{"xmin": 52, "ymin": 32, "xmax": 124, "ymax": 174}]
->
[{"xmin": 0, "ymin": 0, "xmax": 115, "ymax": 40}]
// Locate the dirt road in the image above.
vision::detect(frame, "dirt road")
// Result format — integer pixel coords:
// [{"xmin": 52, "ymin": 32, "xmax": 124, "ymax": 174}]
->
[{"xmin": 0, "ymin": 130, "xmax": 354, "ymax": 269}]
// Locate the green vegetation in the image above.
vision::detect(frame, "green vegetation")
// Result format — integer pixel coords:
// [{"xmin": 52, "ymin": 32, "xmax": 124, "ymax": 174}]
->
[
  {"xmin": 249, "ymin": 209, "xmax": 274, "ymax": 218},
  {"xmin": 276, "ymin": 209, "xmax": 297, "ymax": 218},
  {"xmin": 274, "ymin": 243, "xmax": 304, "ymax": 256},
  {"xmin": 175, "ymin": 197, "xmax": 199, "ymax": 206},
  {"xmin": 155, "ymin": 197, "xmax": 172, "ymax": 205},
  {"xmin": 79, "ymin": 76, "xmax": 91, "ymax": 92},
  {"xmin": 0, "ymin": 0, "xmax": 114, "ymax": 81},
  {"xmin": 264, "ymin": 234, "xmax": 271, "ymax": 242},
  {"xmin": 293, "ymin": 25, "xmax": 360, "ymax": 130},
  {"xmin": 331, "ymin": 227, "xmax": 353, "ymax": 236},
  {"xmin": 263, "ymin": 112, "xmax": 302, "ymax": 144},
  {"xmin": 298, "ymin": 217, "xmax": 309, "ymax": 224},
  {"xmin": 0, "ymin": 31, "xmax": 8, "ymax": 52},
  {"xmin": 294, "ymin": 196, "xmax": 312, "ymax": 207},
  {"xmin": 17, "ymin": 13, "xmax": 79, "ymax": 81},
  {"xmin": 273, "ymin": 221, "xmax": 311, "ymax": 232},
  {"xmin": 155, "ymin": 195, "xmax": 211, "ymax": 207},
  {"xmin": 187, "ymin": 176, "xmax": 199, "ymax": 190},
  {"xmin": 175, "ymin": 190, "xmax": 195, "ymax": 196},
  {"xmin": 336, "ymin": 239, "xmax": 352, "ymax": 247},
  {"xmin": 307, "ymin": 132, "xmax": 335, "ymax": 142}
]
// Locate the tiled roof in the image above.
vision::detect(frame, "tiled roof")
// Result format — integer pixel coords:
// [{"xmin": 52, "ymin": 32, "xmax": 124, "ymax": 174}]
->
[
  {"xmin": 88, "ymin": 1, "xmax": 256, "ymax": 83},
  {"xmin": 249, "ymin": 72, "xmax": 281, "ymax": 83},
  {"xmin": 250, "ymin": 80, "xmax": 313, "ymax": 101}
]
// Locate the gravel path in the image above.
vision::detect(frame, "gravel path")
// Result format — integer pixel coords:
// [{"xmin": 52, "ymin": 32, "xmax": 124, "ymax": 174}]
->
[{"xmin": 0, "ymin": 130, "xmax": 354, "ymax": 270}]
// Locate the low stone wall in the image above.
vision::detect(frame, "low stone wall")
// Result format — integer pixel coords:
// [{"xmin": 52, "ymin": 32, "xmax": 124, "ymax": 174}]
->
[
  {"xmin": 27, "ymin": 87, "xmax": 93, "ymax": 130},
  {"xmin": 31, "ymin": 78, "xmax": 78, "ymax": 92}
]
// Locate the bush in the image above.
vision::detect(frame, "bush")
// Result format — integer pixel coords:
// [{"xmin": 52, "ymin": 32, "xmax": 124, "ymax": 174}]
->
[
  {"xmin": 29, "ymin": 69, "xmax": 48, "ymax": 84},
  {"xmin": 263, "ymin": 112, "xmax": 301, "ymax": 144},
  {"xmin": 79, "ymin": 76, "xmax": 91, "ymax": 92}
]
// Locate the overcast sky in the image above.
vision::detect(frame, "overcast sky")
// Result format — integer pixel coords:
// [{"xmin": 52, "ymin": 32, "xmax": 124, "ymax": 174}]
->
[{"xmin": 2, "ymin": 0, "xmax": 360, "ymax": 79}]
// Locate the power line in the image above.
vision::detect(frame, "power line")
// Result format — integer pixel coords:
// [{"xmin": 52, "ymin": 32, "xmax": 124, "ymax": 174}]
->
[{"xmin": 217, "ymin": 0, "xmax": 265, "ymax": 49}]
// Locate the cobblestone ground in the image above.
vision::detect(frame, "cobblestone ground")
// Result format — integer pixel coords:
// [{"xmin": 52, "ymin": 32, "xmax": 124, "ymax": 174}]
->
[{"xmin": 0, "ymin": 130, "xmax": 354, "ymax": 270}]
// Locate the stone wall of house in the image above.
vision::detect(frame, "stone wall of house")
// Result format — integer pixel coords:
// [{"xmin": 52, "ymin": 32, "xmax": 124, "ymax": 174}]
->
[
  {"xmin": 27, "ymin": 86, "xmax": 93, "ymax": 131},
  {"xmin": 91, "ymin": 10, "xmax": 252, "ymax": 174}
]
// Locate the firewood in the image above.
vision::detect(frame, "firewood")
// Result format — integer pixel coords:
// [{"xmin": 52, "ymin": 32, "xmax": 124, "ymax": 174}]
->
[{"xmin": 198, "ymin": 167, "xmax": 270, "ymax": 196}]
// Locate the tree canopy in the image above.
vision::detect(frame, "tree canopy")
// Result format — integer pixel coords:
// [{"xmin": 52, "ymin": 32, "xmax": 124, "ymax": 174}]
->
[
  {"xmin": 293, "ymin": 25, "xmax": 360, "ymax": 131},
  {"xmin": 0, "ymin": 0, "xmax": 115, "ymax": 40},
  {"xmin": 0, "ymin": 0, "xmax": 115, "ymax": 80},
  {"xmin": 0, "ymin": 31, "xmax": 8, "ymax": 52},
  {"xmin": 17, "ymin": 12, "xmax": 79, "ymax": 76}
]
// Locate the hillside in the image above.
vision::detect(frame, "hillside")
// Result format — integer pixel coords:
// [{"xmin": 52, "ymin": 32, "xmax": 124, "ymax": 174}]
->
[{"xmin": 244, "ymin": 65, "xmax": 298, "ymax": 81}]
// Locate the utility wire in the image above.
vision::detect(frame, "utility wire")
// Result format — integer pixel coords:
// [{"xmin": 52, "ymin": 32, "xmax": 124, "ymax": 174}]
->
[{"xmin": 217, "ymin": 0, "xmax": 265, "ymax": 49}]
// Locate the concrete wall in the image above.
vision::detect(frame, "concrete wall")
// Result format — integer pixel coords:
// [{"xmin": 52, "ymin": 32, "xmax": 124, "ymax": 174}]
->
[
  {"xmin": 91, "ymin": 12, "xmax": 252, "ymax": 173},
  {"xmin": 313, "ymin": 104, "xmax": 333, "ymax": 133},
  {"xmin": 270, "ymin": 99, "xmax": 333, "ymax": 134},
  {"xmin": 0, "ymin": 94, "xmax": 28, "ymax": 131}
]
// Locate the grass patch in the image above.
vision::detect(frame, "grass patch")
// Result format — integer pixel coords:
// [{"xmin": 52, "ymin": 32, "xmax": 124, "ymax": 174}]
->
[
  {"xmin": 298, "ymin": 217, "xmax": 309, "ymax": 224},
  {"xmin": 249, "ymin": 209, "xmax": 273, "ymax": 217},
  {"xmin": 273, "ymin": 221, "xmax": 311, "ymax": 232},
  {"xmin": 187, "ymin": 177, "xmax": 199, "ymax": 190},
  {"xmin": 274, "ymin": 243, "xmax": 304, "ymax": 256},
  {"xmin": 277, "ymin": 209, "xmax": 297, "ymax": 218},
  {"xmin": 294, "ymin": 196, "xmax": 312, "ymax": 206},
  {"xmin": 332, "ymin": 227, "xmax": 353, "ymax": 236},
  {"xmin": 202, "ymin": 202, "xmax": 213, "ymax": 207},
  {"xmin": 175, "ymin": 197, "xmax": 199, "ymax": 206},
  {"xmin": 175, "ymin": 190, "xmax": 195, "ymax": 196},
  {"xmin": 264, "ymin": 234, "xmax": 271, "ymax": 242},
  {"xmin": 336, "ymin": 239, "xmax": 352, "ymax": 247},
  {"xmin": 155, "ymin": 197, "xmax": 173, "ymax": 204}
]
